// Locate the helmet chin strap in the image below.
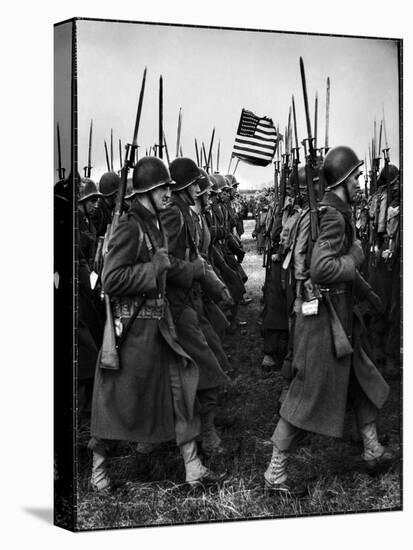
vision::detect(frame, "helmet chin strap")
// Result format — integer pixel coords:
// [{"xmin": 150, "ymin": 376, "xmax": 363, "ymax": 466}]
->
[{"xmin": 184, "ymin": 187, "xmax": 195, "ymax": 206}]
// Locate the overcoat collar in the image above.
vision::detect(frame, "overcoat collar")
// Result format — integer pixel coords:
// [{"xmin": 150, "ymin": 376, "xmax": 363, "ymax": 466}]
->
[
  {"xmin": 321, "ymin": 191, "xmax": 352, "ymax": 223},
  {"xmin": 129, "ymin": 201, "xmax": 157, "ymax": 223}
]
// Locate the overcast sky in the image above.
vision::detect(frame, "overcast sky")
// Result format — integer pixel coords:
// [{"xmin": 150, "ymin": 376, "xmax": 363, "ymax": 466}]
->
[{"xmin": 55, "ymin": 19, "xmax": 400, "ymax": 190}]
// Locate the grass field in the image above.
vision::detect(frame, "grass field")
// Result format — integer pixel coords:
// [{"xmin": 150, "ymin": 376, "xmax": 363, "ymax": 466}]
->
[{"xmin": 75, "ymin": 219, "xmax": 401, "ymax": 531}]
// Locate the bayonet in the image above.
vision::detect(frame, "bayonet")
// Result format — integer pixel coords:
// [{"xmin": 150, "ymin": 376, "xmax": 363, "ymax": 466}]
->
[
  {"xmin": 325, "ymin": 77, "xmax": 330, "ymax": 152},
  {"xmin": 299, "ymin": 57, "xmax": 317, "ymax": 242},
  {"xmin": 314, "ymin": 91, "xmax": 318, "ymax": 150},
  {"xmin": 176, "ymin": 107, "xmax": 182, "ymax": 158},
  {"xmin": 202, "ymin": 142, "xmax": 208, "ymax": 171},
  {"xmin": 119, "ymin": 139, "xmax": 123, "ymax": 170},
  {"xmin": 56, "ymin": 122, "xmax": 65, "ymax": 180},
  {"xmin": 292, "ymin": 95, "xmax": 299, "ymax": 150},
  {"xmin": 194, "ymin": 138, "xmax": 200, "ymax": 165},
  {"xmin": 299, "ymin": 57, "xmax": 314, "ymax": 157},
  {"xmin": 163, "ymin": 131, "xmax": 170, "ymax": 165},
  {"xmin": 382, "ymin": 105, "xmax": 389, "ymax": 151},
  {"xmin": 227, "ymin": 155, "xmax": 233, "ymax": 174},
  {"xmin": 83, "ymin": 119, "xmax": 93, "ymax": 178},
  {"xmin": 110, "ymin": 128, "xmax": 114, "ymax": 171},
  {"xmin": 207, "ymin": 127, "xmax": 215, "ymax": 174},
  {"xmin": 158, "ymin": 75, "xmax": 163, "ymax": 159},
  {"xmin": 291, "ymin": 96, "xmax": 301, "ymax": 200},
  {"xmin": 217, "ymin": 139, "xmax": 221, "ymax": 173},
  {"xmin": 104, "ymin": 140, "xmax": 110, "ymax": 172}
]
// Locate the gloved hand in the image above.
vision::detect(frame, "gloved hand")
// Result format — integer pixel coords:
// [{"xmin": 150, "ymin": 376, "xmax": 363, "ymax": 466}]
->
[
  {"xmin": 367, "ymin": 290, "xmax": 384, "ymax": 314},
  {"xmin": 348, "ymin": 239, "xmax": 364, "ymax": 267},
  {"xmin": 192, "ymin": 257, "xmax": 206, "ymax": 280},
  {"xmin": 152, "ymin": 248, "xmax": 171, "ymax": 276}
]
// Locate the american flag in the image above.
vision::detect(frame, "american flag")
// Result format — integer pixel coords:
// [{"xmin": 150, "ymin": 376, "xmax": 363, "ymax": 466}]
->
[{"xmin": 232, "ymin": 109, "xmax": 279, "ymax": 167}]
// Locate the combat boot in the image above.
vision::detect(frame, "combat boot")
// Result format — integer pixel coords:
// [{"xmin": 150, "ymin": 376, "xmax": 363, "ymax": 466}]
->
[
  {"xmin": 180, "ymin": 440, "xmax": 226, "ymax": 488},
  {"xmin": 264, "ymin": 445, "xmax": 306, "ymax": 498},
  {"xmin": 261, "ymin": 354, "xmax": 277, "ymax": 372},
  {"xmin": 200, "ymin": 411, "xmax": 225, "ymax": 456},
  {"xmin": 360, "ymin": 422, "xmax": 397, "ymax": 472},
  {"xmin": 90, "ymin": 452, "xmax": 111, "ymax": 491}
]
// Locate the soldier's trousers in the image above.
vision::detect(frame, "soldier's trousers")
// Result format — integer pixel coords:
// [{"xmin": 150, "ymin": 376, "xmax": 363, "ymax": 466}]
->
[
  {"xmin": 271, "ymin": 369, "xmax": 378, "ymax": 451},
  {"xmin": 262, "ymin": 329, "xmax": 288, "ymax": 360}
]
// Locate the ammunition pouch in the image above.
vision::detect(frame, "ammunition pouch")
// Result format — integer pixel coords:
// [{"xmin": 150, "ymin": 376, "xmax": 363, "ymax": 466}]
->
[{"xmin": 112, "ymin": 296, "xmax": 165, "ymax": 321}]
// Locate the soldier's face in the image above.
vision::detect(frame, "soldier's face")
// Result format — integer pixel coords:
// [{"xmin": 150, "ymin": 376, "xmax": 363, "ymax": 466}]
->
[
  {"xmin": 346, "ymin": 170, "xmax": 362, "ymax": 203},
  {"xmin": 84, "ymin": 197, "xmax": 99, "ymax": 216},
  {"xmin": 187, "ymin": 181, "xmax": 201, "ymax": 200},
  {"xmin": 151, "ymin": 184, "xmax": 171, "ymax": 211}
]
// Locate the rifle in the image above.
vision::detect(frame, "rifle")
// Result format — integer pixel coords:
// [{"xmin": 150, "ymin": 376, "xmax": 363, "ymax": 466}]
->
[
  {"xmin": 83, "ymin": 119, "xmax": 93, "ymax": 178},
  {"xmin": 100, "ymin": 66, "xmax": 147, "ymax": 370},
  {"xmin": 300, "ymin": 57, "xmax": 318, "ymax": 243},
  {"xmin": 56, "ymin": 122, "xmax": 66, "ymax": 181}
]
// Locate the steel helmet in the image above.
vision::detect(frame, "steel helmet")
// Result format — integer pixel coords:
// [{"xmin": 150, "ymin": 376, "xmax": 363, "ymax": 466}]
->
[
  {"xmin": 209, "ymin": 174, "xmax": 220, "ymax": 194},
  {"xmin": 196, "ymin": 168, "xmax": 212, "ymax": 197},
  {"xmin": 169, "ymin": 157, "xmax": 203, "ymax": 192},
  {"xmin": 288, "ymin": 166, "xmax": 307, "ymax": 190},
  {"xmin": 322, "ymin": 146, "xmax": 363, "ymax": 189},
  {"xmin": 78, "ymin": 178, "xmax": 101, "ymax": 202},
  {"xmin": 377, "ymin": 164, "xmax": 399, "ymax": 188},
  {"xmin": 133, "ymin": 156, "xmax": 173, "ymax": 193},
  {"xmin": 225, "ymin": 174, "xmax": 239, "ymax": 188},
  {"xmin": 99, "ymin": 172, "xmax": 121, "ymax": 196},
  {"xmin": 124, "ymin": 177, "xmax": 139, "ymax": 200},
  {"xmin": 214, "ymin": 173, "xmax": 231, "ymax": 191}
]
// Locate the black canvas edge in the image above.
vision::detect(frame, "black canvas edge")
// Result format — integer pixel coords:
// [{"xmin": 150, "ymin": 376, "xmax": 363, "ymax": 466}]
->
[{"xmin": 54, "ymin": 19, "xmax": 78, "ymax": 532}]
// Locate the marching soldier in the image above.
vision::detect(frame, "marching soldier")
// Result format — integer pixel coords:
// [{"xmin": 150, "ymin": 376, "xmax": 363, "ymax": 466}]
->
[
  {"xmin": 78, "ymin": 178, "xmax": 104, "ymax": 417},
  {"xmin": 264, "ymin": 146, "xmax": 395, "ymax": 495},
  {"xmin": 191, "ymin": 169, "xmax": 233, "ymax": 341},
  {"xmin": 160, "ymin": 158, "xmax": 230, "ymax": 456},
  {"xmin": 91, "ymin": 171, "xmax": 121, "ymax": 236},
  {"xmin": 367, "ymin": 164, "xmax": 400, "ymax": 376},
  {"xmin": 260, "ymin": 190, "xmax": 289, "ymax": 372},
  {"xmin": 89, "ymin": 157, "xmax": 225, "ymax": 490}
]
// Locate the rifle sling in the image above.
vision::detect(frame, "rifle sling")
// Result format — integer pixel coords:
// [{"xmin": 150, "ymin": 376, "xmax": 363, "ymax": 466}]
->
[{"xmin": 115, "ymin": 216, "xmax": 165, "ymax": 350}]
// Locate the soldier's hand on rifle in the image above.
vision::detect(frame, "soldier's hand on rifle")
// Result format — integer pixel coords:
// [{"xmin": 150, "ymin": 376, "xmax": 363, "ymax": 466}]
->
[
  {"xmin": 382, "ymin": 249, "xmax": 392, "ymax": 262},
  {"xmin": 271, "ymin": 253, "xmax": 281, "ymax": 262},
  {"xmin": 152, "ymin": 248, "xmax": 171, "ymax": 276},
  {"xmin": 367, "ymin": 289, "xmax": 384, "ymax": 314},
  {"xmin": 193, "ymin": 257, "xmax": 207, "ymax": 280}
]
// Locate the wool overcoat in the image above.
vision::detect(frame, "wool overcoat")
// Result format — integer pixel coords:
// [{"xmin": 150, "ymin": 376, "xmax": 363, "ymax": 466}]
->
[
  {"xmin": 280, "ymin": 192, "xmax": 389, "ymax": 438},
  {"xmin": 160, "ymin": 195, "xmax": 229, "ymax": 390},
  {"xmin": 91, "ymin": 202, "xmax": 200, "ymax": 445}
]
